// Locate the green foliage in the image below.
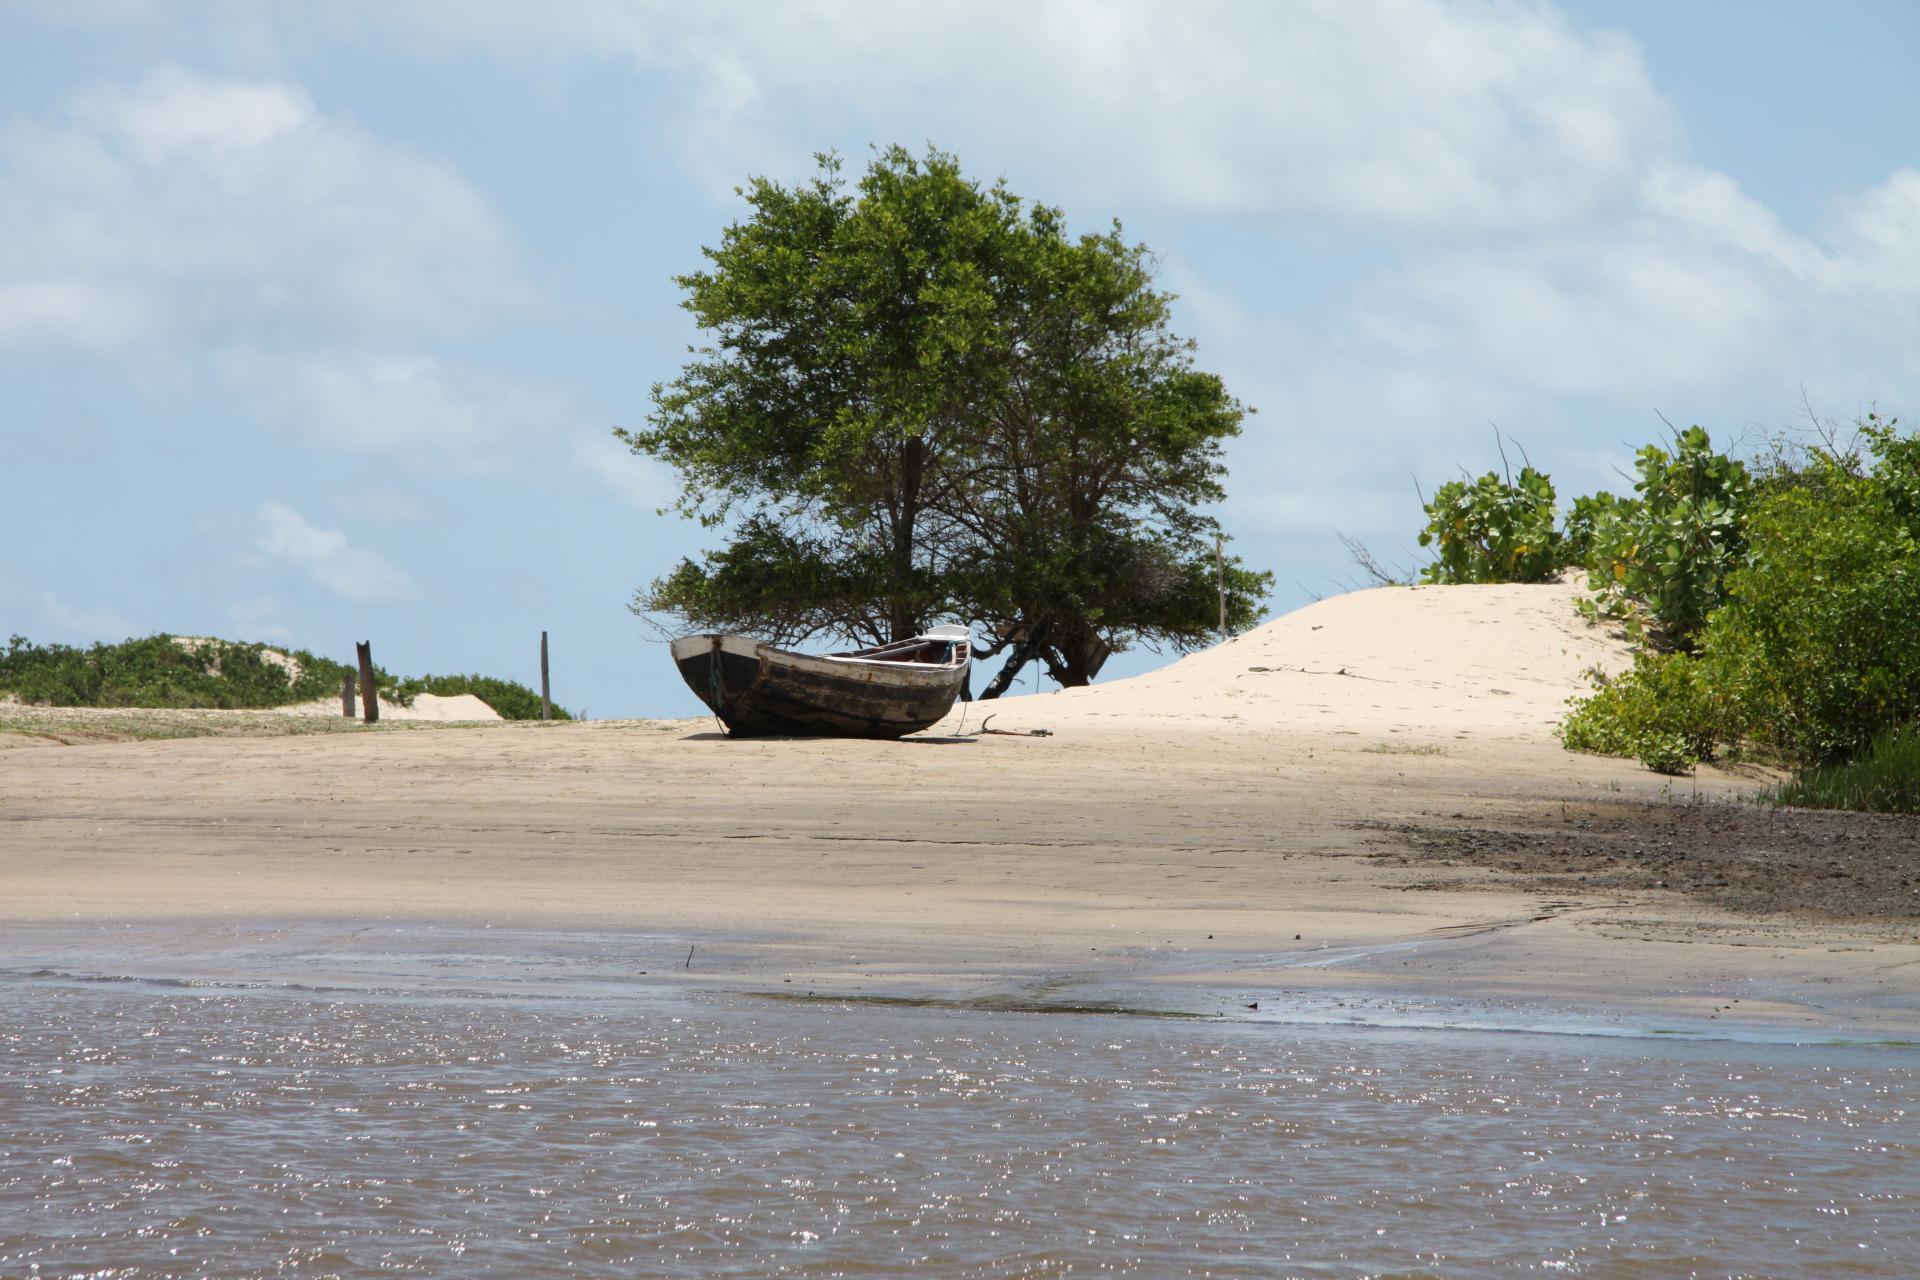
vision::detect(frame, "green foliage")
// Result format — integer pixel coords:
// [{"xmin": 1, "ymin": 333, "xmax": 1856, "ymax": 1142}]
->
[
  {"xmin": 1416, "ymin": 466, "xmax": 1563, "ymax": 584},
  {"xmin": 1560, "ymin": 411, "xmax": 1919, "ymax": 781},
  {"xmin": 1578, "ymin": 426, "xmax": 1751, "ymax": 650},
  {"xmin": 0, "ymin": 634, "xmax": 380, "ymax": 709},
  {"xmin": 1560, "ymin": 490, "xmax": 1632, "ymax": 568},
  {"xmin": 1559, "ymin": 652, "xmax": 1730, "ymax": 774},
  {"xmin": 626, "ymin": 145, "xmax": 1268, "ymax": 687},
  {"xmin": 1702, "ymin": 414, "xmax": 1920, "ymax": 766},
  {"xmin": 0, "ymin": 634, "xmax": 561, "ymax": 720},
  {"xmin": 1772, "ymin": 724, "xmax": 1920, "ymax": 814},
  {"xmin": 391, "ymin": 673, "xmax": 571, "ymax": 721}
]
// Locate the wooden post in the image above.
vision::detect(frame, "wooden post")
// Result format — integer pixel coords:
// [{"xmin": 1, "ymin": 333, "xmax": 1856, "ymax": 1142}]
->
[
  {"xmin": 540, "ymin": 630, "xmax": 551, "ymax": 721},
  {"xmin": 340, "ymin": 672, "xmax": 355, "ymax": 718},
  {"xmin": 355, "ymin": 640, "xmax": 378, "ymax": 724},
  {"xmin": 1216, "ymin": 535, "xmax": 1227, "ymax": 643}
]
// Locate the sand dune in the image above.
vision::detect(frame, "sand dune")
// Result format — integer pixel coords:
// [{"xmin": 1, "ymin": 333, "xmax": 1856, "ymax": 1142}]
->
[
  {"xmin": 275, "ymin": 691, "xmax": 503, "ymax": 721},
  {"xmin": 1002, "ymin": 580, "xmax": 1629, "ymax": 740}
]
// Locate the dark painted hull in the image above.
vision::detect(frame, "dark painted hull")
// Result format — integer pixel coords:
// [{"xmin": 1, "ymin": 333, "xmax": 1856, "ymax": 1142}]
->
[{"xmin": 671, "ymin": 634, "xmax": 969, "ymax": 738}]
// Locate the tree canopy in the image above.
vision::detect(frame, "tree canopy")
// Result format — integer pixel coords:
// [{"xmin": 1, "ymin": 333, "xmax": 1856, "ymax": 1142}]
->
[{"xmin": 622, "ymin": 146, "xmax": 1268, "ymax": 692}]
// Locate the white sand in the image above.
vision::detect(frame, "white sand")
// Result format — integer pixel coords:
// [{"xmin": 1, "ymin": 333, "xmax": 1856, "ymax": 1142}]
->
[
  {"xmin": 276, "ymin": 691, "xmax": 504, "ymax": 721},
  {"xmin": 986, "ymin": 579, "xmax": 1629, "ymax": 739}
]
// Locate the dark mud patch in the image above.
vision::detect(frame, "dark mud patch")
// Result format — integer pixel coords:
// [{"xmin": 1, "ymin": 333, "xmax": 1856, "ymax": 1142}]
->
[
  {"xmin": 745, "ymin": 990, "xmax": 1210, "ymax": 1019},
  {"xmin": 1363, "ymin": 801, "xmax": 1920, "ymax": 924}
]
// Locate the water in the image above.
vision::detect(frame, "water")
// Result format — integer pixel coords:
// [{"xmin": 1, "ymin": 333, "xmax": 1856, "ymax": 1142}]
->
[{"xmin": 3, "ymin": 926, "xmax": 1916, "ymax": 1277}]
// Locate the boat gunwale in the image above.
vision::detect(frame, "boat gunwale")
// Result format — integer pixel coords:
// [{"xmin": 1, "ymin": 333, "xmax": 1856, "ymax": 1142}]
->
[{"xmin": 669, "ymin": 632, "xmax": 969, "ymax": 682}]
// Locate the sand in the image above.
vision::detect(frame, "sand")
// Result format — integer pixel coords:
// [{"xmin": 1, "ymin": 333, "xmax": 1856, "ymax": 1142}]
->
[
  {"xmin": 4, "ymin": 581, "xmax": 1916, "ymax": 1037},
  {"xmin": 275, "ymin": 691, "xmax": 504, "ymax": 721}
]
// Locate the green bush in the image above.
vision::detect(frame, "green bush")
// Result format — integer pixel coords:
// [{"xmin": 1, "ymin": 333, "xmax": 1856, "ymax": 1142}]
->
[
  {"xmin": 1560, "ymin": 651, "xmax": 1730, "ymax": 774},
  {"xmin": 1417, "ymin": 465, "xmax": 1563, "ymax": 584},
  {"xmin": 1703, "ymin": 416, "xmax": 1920, "ymax": 766},
  {"xmin": 1560, "ymin": 411, "xmax": 1920, "ymax": 780},
  {"xmin": 391, "ymin": 673, "xmax": 571, "ymax": 721},
  {"xmin": 1773, "ymin": 724, "xmax": 1920, "ymax": 814},
  {"xmin": 0, "ymin": 634, "xmax": 379, "ymax": 709},
  {"xmin": 0, "ymin": 635, "xmax": 565, "ymax": 721},
  {"xmin": 1578, "ymin": 426, "xmax": 1750, "ymax": 651}
]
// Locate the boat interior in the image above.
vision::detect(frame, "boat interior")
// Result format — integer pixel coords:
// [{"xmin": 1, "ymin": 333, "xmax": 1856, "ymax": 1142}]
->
[{"xmin": 831, "ymin": 636, "xmax": 968, "ymax": 667}]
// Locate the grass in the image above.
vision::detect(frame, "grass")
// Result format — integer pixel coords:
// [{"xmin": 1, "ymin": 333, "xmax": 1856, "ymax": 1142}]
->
[
  {"xmin": 1772, "ymin": 725, "xmax": 1920, "ymax": 814},
  {"xmin": 0, "ymin": 704, "xmax": 498, "ymax": 745},
  {"xmin": 1361, "ymin": 741, "xmax": 1446, "ymax": 756}
]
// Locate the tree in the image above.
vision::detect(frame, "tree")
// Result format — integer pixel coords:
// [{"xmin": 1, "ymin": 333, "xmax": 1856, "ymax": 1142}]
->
[
  {"xmin": 625, "ymin": 147, "xmax": 1021, "ymax": 646},
  {"xmin": 941, "ymin": 206, "xmax": 1267, "ymax": 690},
  {"xmin": 624, "ymin": 146, "xmax": 1268, "ymax": 687}
]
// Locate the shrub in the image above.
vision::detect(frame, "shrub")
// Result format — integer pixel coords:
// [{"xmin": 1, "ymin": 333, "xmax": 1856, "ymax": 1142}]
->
[
  {"xmin": 1703, "ymin": 415, "xmax": 1920, "ymax": 765},
  {"xmin": 1773, "ymin": 724, "xmax": 1920, "ymax": 814},
  {"xmin": 1560, "ymin": 651, "xmax": 1731, "ymax": 774},
  {"xmin": 1417, "ymin": 465, "xmax": 1563, "ymax": 584},
  {"xmin": 391, "ymin": 673, "xmax": 572, "ymax": 721},
  {"xmin": 1578, "ymin": 426, "xmax": 1750, "ymax": 651},
  {"xmin": 0, "ymin": 635, "xmax": 564, "ymax": 720},
  {"xmin": 0, "ymin": 634, "xmax": 380, "ymax": 709}
]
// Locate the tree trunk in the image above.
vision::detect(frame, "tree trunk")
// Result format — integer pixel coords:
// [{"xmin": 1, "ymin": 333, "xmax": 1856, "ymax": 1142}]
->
[
  {"xmin": 1045, "ymin": 631, "xmax": 1111, "ymax": 688},
  {"xmin": 886, "ymin": 437, "xmax": 926, "ymax": 643},
  {"xmin": 978, "ymin": 624, "xmax": 1047, "ymax": 700}
]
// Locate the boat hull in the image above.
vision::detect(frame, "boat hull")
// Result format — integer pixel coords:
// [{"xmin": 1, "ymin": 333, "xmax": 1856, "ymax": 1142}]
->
[{"xmin": 671, "ymin": 633, "xmax": 969, "ymax": 738}]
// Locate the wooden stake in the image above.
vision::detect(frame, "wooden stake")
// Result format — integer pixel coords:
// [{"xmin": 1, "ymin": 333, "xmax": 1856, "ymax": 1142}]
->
[
  {"xmin": 540, "ymin": 630, "xmax": 551, "ymax": 721},
  {"xmin": 340, "ymin": 672, "xmax": 355, "ymax": 718},
  {"xmin": 1216, "ymin": 535, "xmax": 1227, "ymax": 643},
  {"xmin": 355, "ymin": 640, "xmax": 378, "ymax": 724}
]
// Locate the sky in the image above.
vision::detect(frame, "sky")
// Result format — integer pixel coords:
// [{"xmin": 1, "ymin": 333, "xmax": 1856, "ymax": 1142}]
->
[{"xmin": 3, "ymin": 1, "xmax": 1916, "ymax": 719}]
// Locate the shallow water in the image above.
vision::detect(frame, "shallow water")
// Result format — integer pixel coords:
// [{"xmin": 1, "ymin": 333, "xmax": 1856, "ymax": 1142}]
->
[{"xmin": 2, "ymin": 925, "xmax": 1916, "ymax": 1277}]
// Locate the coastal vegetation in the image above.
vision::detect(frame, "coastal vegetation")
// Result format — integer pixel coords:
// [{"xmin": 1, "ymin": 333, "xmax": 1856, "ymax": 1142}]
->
[
  {"xmin": 0, "ymin": 634, "xmax": 567, "ymax": 721},
  {"xmin": 1418, "ymin": 411, "xmax": 1920, "ymax": 809},
  {"xmin": 623, "ymin": 145, "xmax": 1270, "ymax": 695},
  {"xmin": 390, "ymin": 673, "xmax": 572, "ymax": 722}
]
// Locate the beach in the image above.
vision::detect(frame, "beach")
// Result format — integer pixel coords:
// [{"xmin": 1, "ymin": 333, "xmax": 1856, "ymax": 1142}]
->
[{"xmin": 5, "ymin": 581, "xmax": 1916, "ymax": 1037}]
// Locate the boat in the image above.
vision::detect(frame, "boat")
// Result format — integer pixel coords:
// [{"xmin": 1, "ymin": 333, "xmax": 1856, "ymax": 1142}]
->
[{"xmin": 670, "ymin": 625, "xmax": 972, "ymax": 738}]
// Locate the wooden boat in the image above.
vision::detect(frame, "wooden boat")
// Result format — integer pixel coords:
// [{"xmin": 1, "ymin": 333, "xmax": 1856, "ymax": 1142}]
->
[{"xmin": 670, "ymin": 625, "xmax": 972, "ymax": 738}]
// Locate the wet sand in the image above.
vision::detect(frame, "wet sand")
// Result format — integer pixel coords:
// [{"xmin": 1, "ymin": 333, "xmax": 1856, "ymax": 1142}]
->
[{"xmin": 4, "ymin": 714, "xmax": 1916, "ymax": 1039}]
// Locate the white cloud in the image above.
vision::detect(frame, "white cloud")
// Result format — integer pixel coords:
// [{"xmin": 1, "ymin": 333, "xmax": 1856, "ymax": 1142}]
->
[
  {"xmin": 218, "ymin": 349, "xmax": 570, "ymax": 464},
  {"xmin": 40, "ymin": 592, "xmax": 134, "ymax": 640},
  {"xmin": 222, "ymin": 1, "xmax": 1671, "ymax": 233},
  {"xmin": 0, "ymin": 64, "xmax": 599, "ymax": 481},
  {"xmin": 571, "ymin": 432, "xmax": 674, "ymax": 510},
  {"xmin": 224, "ymin": 595, "xmax": 292, "ymax": 642},
  {"xmin": 0, "ymin": 66, "xmax": 533, "ymax": 354},
  {"xmin": 256, "ymin": 501, "xmax": 416, "ymax": 603},
  {"xmin": 70, "ymin": 65, "xmax": 313, "ymax": 158}
]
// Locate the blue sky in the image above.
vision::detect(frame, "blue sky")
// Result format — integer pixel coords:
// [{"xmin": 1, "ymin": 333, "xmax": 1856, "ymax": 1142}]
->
[{"xmin": 4, "ymin": 1, "xmax": 1916, "ymax": 718}]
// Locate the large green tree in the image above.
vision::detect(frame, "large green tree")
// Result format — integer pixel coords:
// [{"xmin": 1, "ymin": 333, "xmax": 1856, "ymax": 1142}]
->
[
  {"xmin": 942, "ymin": 212, "xmax": 1267, "ymax": 689},
  {"xmin": 623, "ymin": 146, "xmax": 1268, "ymax": 687}
]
